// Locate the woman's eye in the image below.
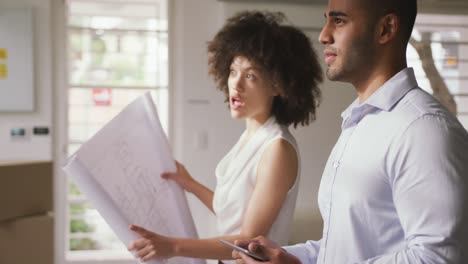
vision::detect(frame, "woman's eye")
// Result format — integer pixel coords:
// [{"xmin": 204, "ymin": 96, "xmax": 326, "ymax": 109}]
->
[
  {"xmin": 246, "ymin": 74, "xmax": 254, "ymax": 79},
  {"xmin": 230, "ymin": 70, "xmax": 236, "ymax": 75}
]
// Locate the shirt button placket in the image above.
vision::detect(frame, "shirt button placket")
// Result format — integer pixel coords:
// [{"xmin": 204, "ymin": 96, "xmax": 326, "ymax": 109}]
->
[{"xmin": 321, "ymin": 127, "xmax": 353, "ymax": 264}]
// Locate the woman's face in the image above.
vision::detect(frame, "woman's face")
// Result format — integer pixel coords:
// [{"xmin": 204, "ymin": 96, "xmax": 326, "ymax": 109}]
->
[{"xmin": 227, "ymin": 56, "xmax": 279, "ymax": 122}]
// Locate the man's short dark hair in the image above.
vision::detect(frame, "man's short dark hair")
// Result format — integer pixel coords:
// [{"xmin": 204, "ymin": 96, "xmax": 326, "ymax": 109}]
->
[
  {"xmin": 363, "ymin": 0, "xmax": 417, "ymax": 43},
  {"xmin": 207, "ymin": 11, "xmax": 323, "ymax": 127}
]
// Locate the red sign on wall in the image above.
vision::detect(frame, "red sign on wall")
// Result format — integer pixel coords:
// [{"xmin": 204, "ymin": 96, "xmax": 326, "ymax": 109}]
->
[{"xmin": 92, "ymin": 88, "xmax": 112, "ymax": 106}]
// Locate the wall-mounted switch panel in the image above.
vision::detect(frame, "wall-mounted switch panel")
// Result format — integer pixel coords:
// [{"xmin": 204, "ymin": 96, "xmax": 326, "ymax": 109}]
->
[
  {"xmin": 33, "ymin": 126, "xmax": 49, "ymax": 135},
  {"xmin": 10, "ymin": 128, "xmax": 26, "ymax": 137}
]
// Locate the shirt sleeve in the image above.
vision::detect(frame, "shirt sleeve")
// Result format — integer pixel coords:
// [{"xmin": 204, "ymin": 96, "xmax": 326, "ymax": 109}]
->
[
  {"xmin": 283, "ymin": 239, "xmax": 321, "ymax": 264},
  {"xmin": 355, "ymin": 113, "xmax": 468, "ymax": 263}
]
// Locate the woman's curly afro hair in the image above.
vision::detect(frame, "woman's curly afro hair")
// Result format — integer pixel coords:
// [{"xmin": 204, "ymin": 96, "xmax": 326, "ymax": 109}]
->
[{"xmin": 207, "ymin": 11, "xmax": 323, "ymax": 127}]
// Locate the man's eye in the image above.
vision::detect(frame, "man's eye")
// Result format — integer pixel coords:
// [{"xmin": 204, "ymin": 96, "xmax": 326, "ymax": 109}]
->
[
  {"xmin": 230, "ymin": 70, "xmax": 236, "ymax": 75},
  {"xmin": 334, "ymin": 18, "xmax": 344, "ymax": 24},
  {"xmin": 246, "ymin": 74, "xmax": 254, "ymax": 79}
]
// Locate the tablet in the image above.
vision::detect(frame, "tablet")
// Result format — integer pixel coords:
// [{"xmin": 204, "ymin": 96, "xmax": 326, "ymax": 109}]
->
[{"xmin": 219, "ymin": 239, "xmax": 269, "ymax": 262}]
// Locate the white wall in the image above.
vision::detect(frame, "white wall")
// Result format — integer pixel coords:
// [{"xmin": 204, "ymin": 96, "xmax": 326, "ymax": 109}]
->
[
  {"xmin": 0, "ymin": 0, "xmax": 53, "ymax": 161},
  {"xmin": 171, "ymin": 0, "xmax": 356, "ymax": 247},
  {"xmin": 171, "ymin": 0, "xmax": 229, "ymax": 244}
]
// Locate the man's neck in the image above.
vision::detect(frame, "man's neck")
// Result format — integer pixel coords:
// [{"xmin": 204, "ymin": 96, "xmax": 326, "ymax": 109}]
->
[{"xmin": 354, "ymin": 60, "xmax": 407, "ymax": 103}]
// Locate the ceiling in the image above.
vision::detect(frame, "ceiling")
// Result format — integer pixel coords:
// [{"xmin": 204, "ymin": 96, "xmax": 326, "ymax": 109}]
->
[
  {"xmin": 218, "ymin": 0, "xmax": 466, "ymax": 4},
  {"xmin": 218, "ymin": 0, "xmax": 468, "ymax": 15}
]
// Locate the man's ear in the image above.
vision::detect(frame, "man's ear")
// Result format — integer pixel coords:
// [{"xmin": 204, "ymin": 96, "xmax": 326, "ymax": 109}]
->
[{"xmin": 377, "ymin": 13, "xmax": 399, "ymax": 44}]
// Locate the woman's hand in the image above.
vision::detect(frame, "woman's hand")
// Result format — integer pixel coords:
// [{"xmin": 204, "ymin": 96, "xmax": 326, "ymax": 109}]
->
[
  {"xmin": 161, "ymin": 161, "xmax": 196, "ymax": 192},
  {"xmin": 128, "ymin": 224, "xmax": 177, "ymax": 261}
]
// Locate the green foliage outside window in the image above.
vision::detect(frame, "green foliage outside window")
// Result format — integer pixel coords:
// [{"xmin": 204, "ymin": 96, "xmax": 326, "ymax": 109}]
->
[
  {"xmin": 70, "ymin": 238, "xmax": 98, "ymax": 251},
  {"xmin": 70, "ymin": 219, "xmax": 94, "ymax": 233}
]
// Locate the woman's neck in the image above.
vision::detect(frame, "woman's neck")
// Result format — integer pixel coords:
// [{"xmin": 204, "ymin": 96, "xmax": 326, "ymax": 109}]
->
[{"xmin": 245, "ymin": 114, "xmax": 271, "ymax": 137}]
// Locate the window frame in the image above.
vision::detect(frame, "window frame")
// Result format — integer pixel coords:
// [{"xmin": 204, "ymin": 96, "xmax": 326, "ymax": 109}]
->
[{"xmin": 54, "ymin": 0, "xmax": 172, "ymax": 263}]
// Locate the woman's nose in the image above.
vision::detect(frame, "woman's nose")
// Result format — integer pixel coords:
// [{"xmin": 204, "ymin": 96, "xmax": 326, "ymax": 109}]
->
[{"xmin": 230, "ymin": 77, "xmax": 243, "ymax": 92}]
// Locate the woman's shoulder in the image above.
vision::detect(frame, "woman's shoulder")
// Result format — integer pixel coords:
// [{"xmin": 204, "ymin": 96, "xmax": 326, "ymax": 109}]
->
[{"xmin": 266, "ymin": 121, "xmax": 297, "ymax": 149}]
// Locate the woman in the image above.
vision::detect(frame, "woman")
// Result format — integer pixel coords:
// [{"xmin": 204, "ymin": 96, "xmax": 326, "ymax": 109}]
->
[{"xmin": 128, "ymin": 11, "xmax": 322, "ymax": 263}]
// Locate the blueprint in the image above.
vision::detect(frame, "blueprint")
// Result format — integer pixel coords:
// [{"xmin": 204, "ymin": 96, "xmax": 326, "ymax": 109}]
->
[{"xmin": 63, "ymin": 92, "xmax": 203, "ymax": 264}]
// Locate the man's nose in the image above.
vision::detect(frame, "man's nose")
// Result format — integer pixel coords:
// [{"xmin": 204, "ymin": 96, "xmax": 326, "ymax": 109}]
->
[{"xmin": 319, "ymin": 22, "xmax": 333, "ymax": 45}]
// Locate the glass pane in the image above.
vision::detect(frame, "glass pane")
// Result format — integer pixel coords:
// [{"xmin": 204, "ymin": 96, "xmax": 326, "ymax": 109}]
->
[
  {"xmin": 70, "ymin": 238, "xmax": 98, "ymax": 251},
  {"xmin": 68, "ymin": 0, "xmax": 168, "ymax": 88},
  {"xmin": 68, "ymin": 203, "xmax": 130, "ymax": 251},
  {"xmin": 455, "ymin": 96, "xmax": 468, "ymax": 113},
  {"xmin": 69, "ymin": 31, "xmax": 167, "ymax": 87},
  {"xmin": 68, "ymin": 88, "xmax": 168, "ymax": 141},
  {"xmin": 409, "ymin": 13, "xmax": 468, "ymax": 130},
  {"xmin": 458, "ymin": 115, "xmax": 468, "ymax": 130},
  {"xmin": 68, "ymin": 0, "xmax": 166, "ymax": 31}
]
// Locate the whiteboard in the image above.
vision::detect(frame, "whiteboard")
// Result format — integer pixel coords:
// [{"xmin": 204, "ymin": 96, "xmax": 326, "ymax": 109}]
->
[{"xmin": 0, "ymin": 8, "xmax": 34, "ymax": 112}]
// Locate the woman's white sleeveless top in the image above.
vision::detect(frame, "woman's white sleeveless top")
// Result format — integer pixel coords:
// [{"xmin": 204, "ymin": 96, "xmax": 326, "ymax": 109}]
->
[{"xmin": 213, "ymin": 117, "xmax": 300, "ymax": 249}]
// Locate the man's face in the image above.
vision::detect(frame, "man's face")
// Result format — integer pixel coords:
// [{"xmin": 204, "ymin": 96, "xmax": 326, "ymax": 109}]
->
[{"xmin": 319, "ymin": 0, "xmax": 377, "ymax": 83}]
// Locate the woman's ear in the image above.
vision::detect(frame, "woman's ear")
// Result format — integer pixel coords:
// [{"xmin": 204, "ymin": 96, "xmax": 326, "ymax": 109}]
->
[
  {"xmin": 272, "ymin": 83, "xmax": 280, "ymax": 96},
  {"xmin": 273, "ymin": 84, "xmax": 284, "ymax": 98},
  {"xmin": 378, "ymin": 13, "xmax": 399, "ymax": 44},
  {"xmin": 271, "ymin": 77, "xmax": 284, "ymax": 97}
]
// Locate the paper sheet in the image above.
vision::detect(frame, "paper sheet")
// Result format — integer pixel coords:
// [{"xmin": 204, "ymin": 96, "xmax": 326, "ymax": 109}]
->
[{"xmin": 63, "ymin": 92, "xmax": 203, "ymax": 264}]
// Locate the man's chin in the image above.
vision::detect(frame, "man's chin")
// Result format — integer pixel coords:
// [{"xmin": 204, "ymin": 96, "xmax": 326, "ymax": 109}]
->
[
  {"xmin": 326, "ymin": 69, "xmax": 340, "ymax": 81},
  {"xmin": 327, "ymin": 67, "xmax": 350, "ymax": 82}
]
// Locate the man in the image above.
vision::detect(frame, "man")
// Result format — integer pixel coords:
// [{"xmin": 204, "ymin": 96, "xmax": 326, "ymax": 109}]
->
[{"xmin": 233, "ymin": 0, "xmax": 468, "ymax": 263}]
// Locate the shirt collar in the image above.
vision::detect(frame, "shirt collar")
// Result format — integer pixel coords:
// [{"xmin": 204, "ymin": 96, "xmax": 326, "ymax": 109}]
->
[{"xmin": 341, "ymin": 67, "xmax": 418, "ymax": 120}]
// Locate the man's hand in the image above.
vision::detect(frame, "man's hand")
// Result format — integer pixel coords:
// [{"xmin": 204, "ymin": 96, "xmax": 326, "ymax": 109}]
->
[{"xmin": 232, "ymin": 236, "xmax": 301, "ymax": 264}]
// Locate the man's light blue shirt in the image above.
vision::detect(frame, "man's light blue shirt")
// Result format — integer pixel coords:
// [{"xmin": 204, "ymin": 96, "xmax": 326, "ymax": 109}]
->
[{"xmin": 285, "ymin": 68, "xmax": 468, "ymax": 263}]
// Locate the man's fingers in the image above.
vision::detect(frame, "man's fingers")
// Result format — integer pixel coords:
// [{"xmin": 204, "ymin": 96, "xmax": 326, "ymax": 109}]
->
[
  {"xmin": 239, "ymin": 252, "xmax": 259, "ymax": 264},
  {"xmin": 232, "ymin": 248, "xmax": 241, "ymax": 259},
  {"xmin": 235, "ymin": 257, "xmax": 246, "ymax": 264},
  {"xmin": 247, "ymin": 241, "xmax": 261, "ymax": 254},
  {"xmin": 234, "ymin": 239, "xmax": 252, "ymax": 248}
]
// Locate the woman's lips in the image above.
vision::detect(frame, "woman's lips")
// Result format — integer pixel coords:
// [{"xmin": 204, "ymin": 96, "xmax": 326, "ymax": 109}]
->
[{"xmin": 230, "ymin": 95, "xmax": 244, "ymax": 110}]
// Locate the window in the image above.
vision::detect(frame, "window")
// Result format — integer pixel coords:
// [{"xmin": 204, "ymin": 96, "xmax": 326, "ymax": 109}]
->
[
  {"xmin": 408, "ymin": 13, "xmax": 468, "ymax": 129},
  {"xmin": 66, "ymin": 0, "xmax": 168, "ymax": 260}
]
